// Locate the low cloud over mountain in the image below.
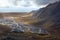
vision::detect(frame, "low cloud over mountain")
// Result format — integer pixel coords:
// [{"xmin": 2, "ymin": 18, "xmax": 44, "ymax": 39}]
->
[{"xmin": 34, "ymin": 0, "xmax": 60, "ymax": 5}]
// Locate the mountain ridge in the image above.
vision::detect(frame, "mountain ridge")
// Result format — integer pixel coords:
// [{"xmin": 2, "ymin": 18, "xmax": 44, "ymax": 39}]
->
[{"xmin": 30, "ymin": 1, "xmax": 60, "ymax": 36}]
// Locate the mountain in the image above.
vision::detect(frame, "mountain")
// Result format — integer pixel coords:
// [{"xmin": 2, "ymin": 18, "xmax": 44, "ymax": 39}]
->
[{"xmin": 31, "ymin": 1, "xmax": 60, "ymax": 36}]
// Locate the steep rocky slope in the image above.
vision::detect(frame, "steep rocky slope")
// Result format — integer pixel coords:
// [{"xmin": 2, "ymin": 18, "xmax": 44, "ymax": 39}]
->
[{"xmin": 31, "ymin": 1, "xmax": 60, "ymax": 36}]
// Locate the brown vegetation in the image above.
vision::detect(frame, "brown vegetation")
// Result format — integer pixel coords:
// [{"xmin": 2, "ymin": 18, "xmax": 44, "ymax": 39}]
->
[{"xmin": 0, "ymin": 24, "xmax": 12, "ymax": 34}]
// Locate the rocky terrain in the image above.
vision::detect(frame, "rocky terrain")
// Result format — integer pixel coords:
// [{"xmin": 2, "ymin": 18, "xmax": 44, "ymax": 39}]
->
[
  {"xmin": 30, "ymin": 1, "xmax": 60, "ymax": 36},
  {"xmin": 0, "ymin": 1, "xmax": 60, "ymax": 40},
  {"xmin": 0, "ymin": 32, "xmax": 60, "ymax": 40}
]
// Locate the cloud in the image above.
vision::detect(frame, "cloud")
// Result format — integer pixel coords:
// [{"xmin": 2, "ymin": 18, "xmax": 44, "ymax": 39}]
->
[
  {"xmin": 34, "ymin": 0, "xmax": 60, "ymax": 5},
  {"xmin": 0, "ymin": 0, "xmax": 9, "ymax": 7},
  {"xmin": 0, "ymin": 0, "xmax": 41, "ymax": 12},
  {"xmin": 0, "ymin": 0, "xmax": 59, "ymax": 12},
  {"xmin": 11, "ymin": 0, "xmax": 39, "ymax": 8},
  {"xmin": 0, "ymin": 0, "xmax": 46, "ymax": 8},
  {"xmin": 0, "ymin": 0, "xmax": 60, "ymax": 7},
  {"xmin": 0, "ymin": 0, "xmax": 15, "ymax": 7}
]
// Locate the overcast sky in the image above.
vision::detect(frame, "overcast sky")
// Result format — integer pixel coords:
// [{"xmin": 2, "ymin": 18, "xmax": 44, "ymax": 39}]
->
[
  {"xmin": 34, "ymin": 0, "xmax": 60, "ymax": 5},
  {"xmin": 0, "ymin": 0, "xmax": 59, "ymax": 12}
]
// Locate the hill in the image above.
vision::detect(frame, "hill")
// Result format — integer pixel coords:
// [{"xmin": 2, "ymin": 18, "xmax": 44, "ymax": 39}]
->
[{"xmin": 30, "ymin": 1, "xmax": 60, "ymax": 36}]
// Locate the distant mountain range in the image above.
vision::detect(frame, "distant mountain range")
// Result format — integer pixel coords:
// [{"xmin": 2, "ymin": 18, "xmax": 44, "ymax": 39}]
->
[{"xmin": 30, "ymin": 1, "xmax": 60, "ymax": 36}]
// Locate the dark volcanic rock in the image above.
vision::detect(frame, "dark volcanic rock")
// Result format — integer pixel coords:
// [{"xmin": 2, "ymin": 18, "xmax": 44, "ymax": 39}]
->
[{"xmin": 31, "ymin": 1, "xmax": 60, "ymax": 35}]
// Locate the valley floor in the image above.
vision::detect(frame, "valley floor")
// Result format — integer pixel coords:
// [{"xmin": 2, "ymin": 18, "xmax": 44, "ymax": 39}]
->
[{"xmin": 0, "ymin": 32, "xmax": 60, "ymax": 40}]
